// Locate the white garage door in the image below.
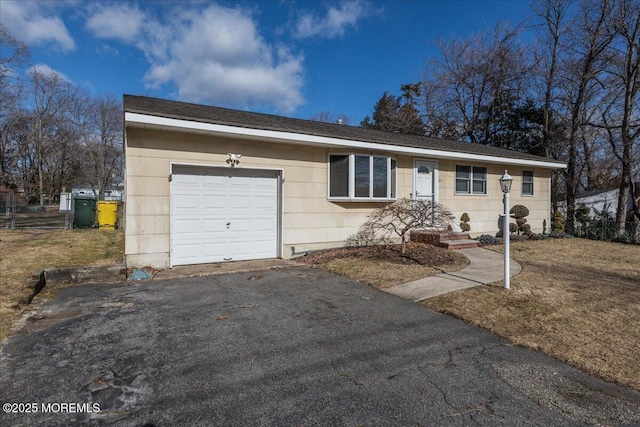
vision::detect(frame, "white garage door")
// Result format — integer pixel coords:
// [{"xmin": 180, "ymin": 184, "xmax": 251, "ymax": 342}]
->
[{"xmin": 170, "ymin": 165, "xmax": 280, "ymax": 266}]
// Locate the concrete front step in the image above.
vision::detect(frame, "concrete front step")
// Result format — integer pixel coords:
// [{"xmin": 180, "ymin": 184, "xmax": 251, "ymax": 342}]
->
[
  {"xmin": 438, "ymin": 232, "xmax": 473, "ymax": 241},
  {"xmin": 437, "ymin": 239, "xmax": 480, "ymax": 250}
]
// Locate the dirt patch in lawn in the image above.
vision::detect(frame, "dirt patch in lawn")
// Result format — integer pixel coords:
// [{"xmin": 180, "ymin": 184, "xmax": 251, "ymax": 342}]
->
[
  {"xmin": 297, "ymin": 242, "xmax": 469, "ymax": 289},
  {"xmin": 422, "ymin": 238, "xmax": 640, "ymax": 391},
  {"xmin": 0, "ymin": 229, "xmax": 124, "ymax": 341}
]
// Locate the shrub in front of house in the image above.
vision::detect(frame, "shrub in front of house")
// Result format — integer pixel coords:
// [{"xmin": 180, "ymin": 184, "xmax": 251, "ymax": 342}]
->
[
  {"xmin": 528, "ymin": 233, "xmax": 546, "ymax": 240},
  {"xmin": 477, "ymin": 234, "xmax": 499, "ymax": 245},
  {"xmin": 576, "ymin": 203, "xmax": 591, "ymax": 225},
  {"xmin": 510, "ymin": 204, "xmax": 533, "ymax": 236},
  {"xmin": 460, "ymin": 212, "xmax": 471, "ymax": 232},
  {"xmin": 510, "ymin": 233, "xmax": 529, "ymax": 242},
  {"xmin": 510, "ymin": 204, "xmax": 530, "ymax": 219},
  {"xmin": 345, "ymin": 198, "xmax": 455, "ymax": 253},
  {"xmin": 553, "ymin": 211, "xmax": 565, "ymax": 232}
]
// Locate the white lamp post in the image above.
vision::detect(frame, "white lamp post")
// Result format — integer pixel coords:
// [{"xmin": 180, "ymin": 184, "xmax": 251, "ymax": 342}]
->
[{"xmin": 500, "ymin": 170, "xmax": 513, "ymax": 290}]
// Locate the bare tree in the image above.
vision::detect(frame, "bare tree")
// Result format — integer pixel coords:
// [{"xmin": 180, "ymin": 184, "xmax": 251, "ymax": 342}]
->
[
  {"xmin": 0, "ymin": 24, "xmax": 30, "ymax": 186},
  {"xmin": 531, "ymin": 0, "xmax": 573, "ymax": 212},
  {"xmin": 557, "ymin": 0, "xmax": 615, "ymax": 233},
  {"xmin": 532, "ymin": 0, "xmax": 572, "ymax": 157},
  {"xmin": 72, "ymin": 93, "xmax": 123, "ymax": 198},
  {"xmin": 346, "ymin": 198, "xmax": 454, "ymax": 254},
  {"xmin": 27, "ymin": 70, "xmax": 82, "ymax": 205},
  {"xmin": 1, "ymin": 25, "xmax": 122, "ymax": 203},
  {"xmin": 422, "ymin": 23, "xmax": 532, "ymax": 145},
  {"xmin": 0, "ymin": 23, "xmax": 29, "ymax": 79},
  {"xmin": 606, "ymin": 0, "xmax": 640, "ymax": 230}
]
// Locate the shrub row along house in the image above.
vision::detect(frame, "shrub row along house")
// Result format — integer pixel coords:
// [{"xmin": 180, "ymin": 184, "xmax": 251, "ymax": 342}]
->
[{"xmin": 123, "ymin": 95, "xmax": 566, "ymax": 268}]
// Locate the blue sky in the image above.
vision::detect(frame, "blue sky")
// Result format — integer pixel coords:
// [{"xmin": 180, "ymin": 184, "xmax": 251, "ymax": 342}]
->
[{"xmin": 1, "ymin": 0, "xmax": 533, "ymax": 123}]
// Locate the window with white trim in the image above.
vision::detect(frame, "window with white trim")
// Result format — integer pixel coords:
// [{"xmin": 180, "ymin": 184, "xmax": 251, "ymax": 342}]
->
[
  {"xmin": 329, "ymin": 154, "xmax": 396, "ymax": 200},
  {"xmin": 455, "ymin": 165, "xmax": 487, "ymax": 195},
  {"xmin": 522, "ymin": 171, "xmax": 534, "ymax": 195}
]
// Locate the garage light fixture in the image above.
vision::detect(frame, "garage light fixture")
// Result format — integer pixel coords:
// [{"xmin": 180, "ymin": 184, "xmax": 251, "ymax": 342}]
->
[{"xmin": 227, "ymin": 153, "xmax": 242, "ymax": 167}]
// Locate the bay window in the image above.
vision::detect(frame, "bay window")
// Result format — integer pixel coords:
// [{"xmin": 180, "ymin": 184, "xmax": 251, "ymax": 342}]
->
[{"xmin": 329, "ymin": 154, "xmax": 396, "ymax": 200}]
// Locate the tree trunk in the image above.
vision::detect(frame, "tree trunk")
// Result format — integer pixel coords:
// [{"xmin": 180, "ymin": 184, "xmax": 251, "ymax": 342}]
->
[
  {"xmin": 565, "ymin": 123, "xmax": 578, "ymax": 234},
  {"xmin": 615, "ymin": 160, "xmax": 631, "ymax": 237},
  {"xmin": 37, "ymin": 120, "xmax": 44, "ymax": 207}
]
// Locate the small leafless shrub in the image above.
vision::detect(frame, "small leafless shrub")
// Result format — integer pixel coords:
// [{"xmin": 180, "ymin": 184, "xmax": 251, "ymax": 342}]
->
[{"xmin": 346, "ymin": 198, "xmax": 455, "ymax": 253}]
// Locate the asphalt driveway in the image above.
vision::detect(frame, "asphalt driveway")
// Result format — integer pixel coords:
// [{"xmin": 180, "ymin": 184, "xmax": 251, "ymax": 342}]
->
[{"xmin": 1, "ymin": 265, "xmax": 639, "ymax": 426}]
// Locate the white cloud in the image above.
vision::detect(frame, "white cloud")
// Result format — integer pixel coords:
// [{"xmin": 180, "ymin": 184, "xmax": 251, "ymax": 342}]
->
[
  {"xmin": 96, "ymin": 43, "xmax": 120, "ymax": 56},
  {"xmin": 88, "ymin": 4, "xmax": 305, "ymax": 113},
  {"xmin": 27, "ymin": 63, "xmax": 71, "ymax": 82},
  {"xmin": 294, "ymin": 1, "xmax": 373, "ymax": 39},
  {"xmin": 86, "ymin": 4, "xmax": 144, "ymax": 43},
  {"xmin": 0, "ymin": 1, "xmax": 75, "ymax": 52}
]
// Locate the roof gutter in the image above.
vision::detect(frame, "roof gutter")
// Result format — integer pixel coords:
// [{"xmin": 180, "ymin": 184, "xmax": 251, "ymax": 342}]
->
[{"xmin": 125, "ymin": 112, "xmax": 567, "ymax": 170}]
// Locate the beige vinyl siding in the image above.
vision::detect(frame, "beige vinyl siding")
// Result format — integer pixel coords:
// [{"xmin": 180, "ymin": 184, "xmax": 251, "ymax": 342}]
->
[
  {"xmin": 125, "ymin": 128, "xmax": 411, "ymax": 267},
  {"xmin": 436, "ymin": 160, "xmax": 551, "ymax": 236},
  {"xmin": 125, "ymin": 127, "xmax": 553, "ymax": 268}
]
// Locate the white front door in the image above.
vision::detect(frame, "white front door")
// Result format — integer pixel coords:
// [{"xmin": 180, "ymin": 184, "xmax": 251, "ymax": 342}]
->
[{"xmin": 414, "ymin": 160, "xmax": 438, "ymax": 203}]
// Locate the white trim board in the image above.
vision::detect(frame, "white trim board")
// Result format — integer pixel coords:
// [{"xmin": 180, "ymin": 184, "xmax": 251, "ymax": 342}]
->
[{"xmin": 126, "ymin": 112, "xmax": 567, "ymax": 169}]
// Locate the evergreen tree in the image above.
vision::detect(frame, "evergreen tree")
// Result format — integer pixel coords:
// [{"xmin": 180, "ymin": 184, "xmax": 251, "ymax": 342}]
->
[{"xmin": 361, "ymin": 83, "xmax": 424, "ymax": 135}]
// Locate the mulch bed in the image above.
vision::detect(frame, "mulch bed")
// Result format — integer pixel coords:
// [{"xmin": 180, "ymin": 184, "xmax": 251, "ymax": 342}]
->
[{"xmin": 297, "ymin": 242, "xmax": 468, "ymax": 270}]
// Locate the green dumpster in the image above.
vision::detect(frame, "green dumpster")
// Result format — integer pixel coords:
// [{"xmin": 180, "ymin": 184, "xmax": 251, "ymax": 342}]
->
[{"xmin": 73, "ymin": 198, "xmax": 96, "ymax": 228}]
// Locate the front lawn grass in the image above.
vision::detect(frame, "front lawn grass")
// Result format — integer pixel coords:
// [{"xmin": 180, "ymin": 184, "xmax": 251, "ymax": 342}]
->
[
  {"xmin": 0, "ymin": 229, "xmax": 124, "ymax": 341},
  {"xmin": 422, "ymin": 238, "xmax": 640, "ymax": 391}
]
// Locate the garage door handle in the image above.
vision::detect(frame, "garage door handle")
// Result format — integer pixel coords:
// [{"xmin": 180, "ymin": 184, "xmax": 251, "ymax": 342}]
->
[{"xmin": 226, "ymin": 222, "xmax": 231, "ymax": 228}]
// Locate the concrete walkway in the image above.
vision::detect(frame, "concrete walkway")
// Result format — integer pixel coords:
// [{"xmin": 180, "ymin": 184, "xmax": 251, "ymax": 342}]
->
[{"xmin": 383, "ymin": 247, "xmax": 521, "ymax": 301}]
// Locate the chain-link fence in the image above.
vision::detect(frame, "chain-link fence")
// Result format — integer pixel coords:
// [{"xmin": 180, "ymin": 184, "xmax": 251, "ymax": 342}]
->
[
  {"xmin": 574, "ymin": 220, "xmax": 639, "ymax": 244},
  {"xmin": 1, "ymin": 191, "xmax": 122, "ymax": 230},
  {"xmin": 1, "ymin": 193, "xmax": 70, "ymax": 229}
]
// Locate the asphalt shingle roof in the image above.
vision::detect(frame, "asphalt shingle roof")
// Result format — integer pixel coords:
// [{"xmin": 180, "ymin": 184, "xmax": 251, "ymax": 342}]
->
[{"xmin": 124, "ymin": 94, "xmax": 563, "ymax": 165}]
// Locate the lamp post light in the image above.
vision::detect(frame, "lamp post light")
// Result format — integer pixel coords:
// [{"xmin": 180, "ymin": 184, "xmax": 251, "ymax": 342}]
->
[{"xmin": 500, "ymin": 170, "xmax": 513, "ymax": 290}]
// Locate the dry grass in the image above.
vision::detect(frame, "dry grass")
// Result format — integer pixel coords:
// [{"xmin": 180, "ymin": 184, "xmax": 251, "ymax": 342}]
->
[
  {"xmin": 321, "ymin": 258, "xmax": 441, "ymax": 289},
  {"xmin": 0, "ymin": 229, "xmax": 124, "ymax": 340},
  {"xmin": 299, "ymin": 243, "xmax": 469, "ymax": 289},
  {"xmin": 422, "ymin": 238, "xmax": 640, "ymax": 391}
]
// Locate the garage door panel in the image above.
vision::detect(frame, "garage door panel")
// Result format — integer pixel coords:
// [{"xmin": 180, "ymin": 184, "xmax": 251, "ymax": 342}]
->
[
  {"xmin": 253, "ymin": 239, "xmax": 277, "ymax": 256},
  {"xmin": 171, "ymin": 167, "xmax": 279, "ymax": 266},
  {"xmin": 228, "ymin": 240, "xmax": 254, "ymax": 259},
  {"xmin": 172, "ymin": 218, "xmax": 200, "ymax": 235},
  {"xmin": 254, "ymin": 196, "xmax": 276, "ymax": 210},
  {"xmin": 230, "ymin": 179, "xmax": 252, "ymax": 191},
  {"xmin": 172, "ymin": 243, "xmax": 201, "ymax": 264},
  {"xmin": 173, "ymin": 174, "xmax": 199, "ymax": 185},
  {"xmin": 203, "ymin": 242, "xmax": 226, "ymax": 259},
  {"xmin": 253, "ymin": 247, "xmax": 276, "ymax": 259},
  {"xmin": 202, "ymin": 196, "xmax": 226, "ymax": 211},
  {"xmin": 255, "ymin": 177, "xmax": 277, "ymax": 190},
  {"xmin": 202, "ymin": 219, "xmax": 227, "ymax": 234},
  {"xmin": 173, "ymin": 194, "xmax": 200, "ymax": 210},
  {"xmin": 228, "ymin": 195, "xmax": 252, "ymax": 211},
  {"xmin": 230, "ymin": 218, "xmax": 252, "ymax": 233},
  {"xmin": 254, "ymin": 218, "xmax": 276, "ymax": 232},
  {"xmin": 202, "ymin": 175, "xmax": 226, "ymax": 187}
]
